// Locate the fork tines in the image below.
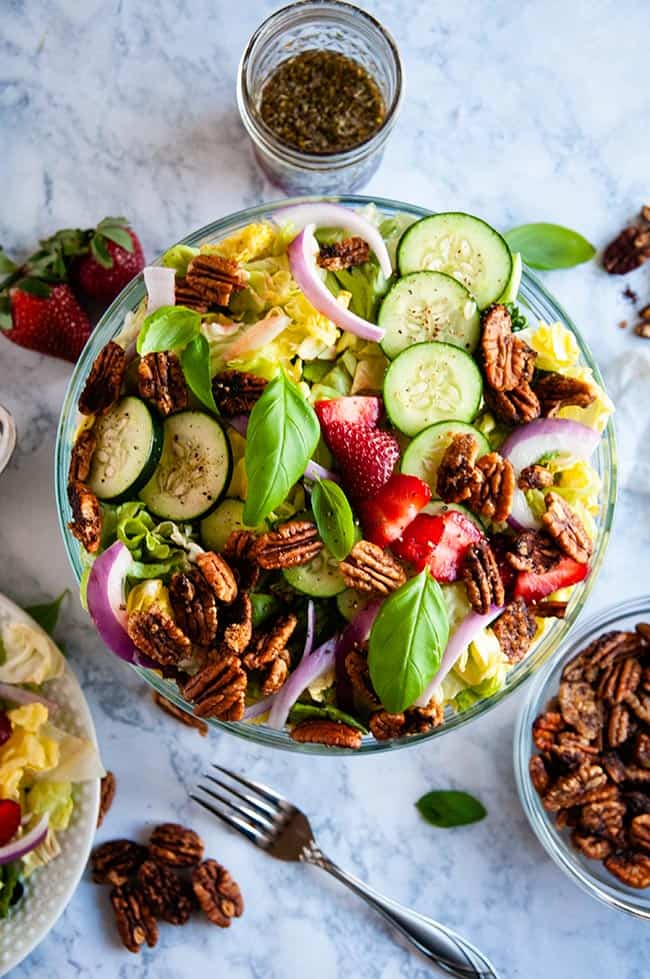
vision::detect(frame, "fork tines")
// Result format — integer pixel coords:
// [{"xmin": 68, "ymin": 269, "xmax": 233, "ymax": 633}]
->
[{"xmin": 191, "ymin": 765, "xmax": 287, "ymax": 847}]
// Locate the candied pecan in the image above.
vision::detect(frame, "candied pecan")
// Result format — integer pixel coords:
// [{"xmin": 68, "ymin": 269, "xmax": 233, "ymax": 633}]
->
[
  {"xmin": 67, "ymin": 480, "xmax": 102, "ymax": 553},
  {"xmin": 534, "ymin": 372, "xmax": 596, "ymax": 417},
  {"xmin": 558, "ymin": 680, "xmax": 602, "ymax": 740},
  {"xmin": 533, "ymin": 601, "xmax": 568, "ymax": 619},
  {"xmin": 507, "ymin": 530, "xmax": 560, "ymax": 574},
  {"xmin": 186, "ymin": 253, "xmax": 247, "ymax": 307},
  {"xmin": 624, "ymin": 691, "xmax": 650, "ymax": 724},
  {"xmin": 175, "ymin": 275, "xmax": 209, "ymax": 313},
  {"xmin": 532, "ymin": 710, "xmax": 564, "ymax": 752},
  {"xmin": 529, "ymin": 755, "xmax": 551, "ymax": 794},
  {"xmin": 91, "ymin": 839, "xmax": 148, "ymax": 885},
  {"xmin": 68, "ymin": 428, "xmax": 96, "ymax": 483},
  {"xmin": 110, "ymin": 881, "xmax": 158, "ymax": 953},
  {"xmin": 556, "ymin": 807, "xmax": 581, "ymax": 830},
  {"xmin": 624, "ymin": 791, "xmax": 650, "ymax": 817},
  {"xmin": 570, "ymin": 830, "xmax": 613, "ymax": 860},
  {"xmin": 542, "ymin": 762, "xmax": 607, "ymax": 812},
  {"xmin": 634, "ymin": 322, "xmax": 650, "ymax": 339},
  {"xmin": 211, "ymin": 369, "xmax": 267, "ymax": 416},
  {"xmin": 436, "ymin": 433, "xmax": 482, "ymax": 503},
  {"xmin": 78, "ymin": 341, "xmax": 126, "ymax": 416},
  {"xmin": 221, "ymin": 592, "xmax": 253, "ymax": 654},
  {"xmin": 599, "ymin": 656, "xmax": 642, "ymax": 705},
  {"xmin": 223, "ymin": 529, "xmax": 260, "ymax": 590},
  {"xmin": 608, "ymin": 704, "xmax": 632, "ymax": 748},
  {"xmin": 369, "ymin": 710, "xmax": 405, "ymax": 741},
  {"xmin": 243, "ymin": 614, "xmax": 297, "ymax": 695},
  {"xmin": 551, "ymin": 731, "xmax": 600, "ymax": 768},
  {"xmin": 97, "ymin": 771, "xmax": 116, "ymax": 828},
  {"xmin": 484, "ymin": 382, "xmax": 541, "ymax": 425},
  {"xmin": 623, "ymin": 766, "xmax": 650, "ymax": 786},
  {"xmin": 562, "ymin": 631, "xmax": 639, "ymax": 683},
  {"xmin": 630, "ymin": 814, "xmax": 650, "ymax": 852},
  {"xmin": 581, "ymin": 797, "xmax": 626, "ymax": 842},
  {"xmin": 169, "ymin": 568, "xmax": 218, "ymax": 645},
  {"xmin": 603, "ymin": 221, "xmax": 650, "ymax": 275},
  {"xmin": 290, "ymin": 718, "xmax": 362, "ymax": 749},
  {"xmin": 462, "ymin": 540, "xmax": 505, "ymax": 614},
  {"xmin": 471, "ymin": 452, "xmax": 515, "ymax": 523},
  {"xmin": 345, "ymin": 645, "xmax": 380, "ymax": 710},
  {"xmin": 317, "ymin": 236, "xmax": 370, "ymax": 271},
  {"xmin": 634, "ymin": 731, "xmax": 650, "ymax": 769},
  {"xmin": 181, "ymin": 654, "xmax": 246, "ymax": 720},
  {"xmin": 492, "ymin": 598, "xmax": 537, "ymax": 664},
  {"xmin": 369, "ymin": 701, "xmax": 443, "ymax": 741},
  {"xmin": 253, "ymin": 520, "xmax": 322, "ymax": 570},
  {"xmin": 340, "ymin": 540, "xmax": 407, "ymax": 594},
  {"xmin": 192, "ymin": 860, "xmax": 244, "ymax": 927},
  {"xmin": 518, "ymin": 464, "xmax": 553, "ymax": 492},
  {"xmin": 601, "ymin": 751, "xmax": 627, "ymax": 784},
  {"xmin": 195, "ymin": 550, "xmax": 238, "ymax": 604},
  {"xmin": 636, "ymin": 622, "xmax": 650, "ymax": 644},
  {"xmin": 604, "ymin": 851, "xmax": 650, "ymax": 889},
  {"xmin": 481, "ymin": 304, "xmax": 537, "ymax": 391},
  {"xmin": 152, "ymin": 691, "xmax": 208, "ymax": 735},
  {"xmin": 137, "ymin": 351, "xmax": 189, "ymax": 416},
  {"xmin": 127, "ymin": 608, "xmax": 191, "ymax": 666},
  {"xmin": 149, "ymin": 823, "xmax": 204, "ymax": 868},
  {"xmin": 541, "ymin": 491, "xmax": 593, "ymax": 563},
  {"xmin": 137, "ymin": 859, "xmax": 193, "ymax": 924}
]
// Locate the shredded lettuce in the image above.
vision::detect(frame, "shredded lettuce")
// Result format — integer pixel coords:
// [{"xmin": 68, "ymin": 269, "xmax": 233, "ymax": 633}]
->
[
  {"xmin": 21, "ymin": 829, "xmax": 61, "ymax": 877},
  {"xmin": 0, "ymin": 623, "xmax": 65, "ymax": 685},
  {"xmin": 27, "ymin": 781, "xmax": 73, "ymax": 831},
  {"xmin": 161, "ymin": 244, "xmax": 199, "ymax": 276}
]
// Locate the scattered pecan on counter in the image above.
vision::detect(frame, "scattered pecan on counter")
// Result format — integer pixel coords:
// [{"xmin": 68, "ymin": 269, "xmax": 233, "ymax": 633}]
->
[
  {"xmin": 603, "ymin": 206, "xmax": 650, "ymax": 275},
  {"xmin": 97, "ymin": 771, "xmax": 117, "ymax": 828},
  {"xmin": 149, "ymin": 823, "xmax": 204, "ymax": 868},
  {"xmin": 541, "ymin": 491, "xmax": 593, "ymax": 564},
  {"xmin": 137, "ymin": 859, "xmax": 193, "ymax": 925},
  {"xmin": 212, "ymin": 369, "xmax": 267, "ymax": 416},
  {"xmin": 181, "ymin": 654, "xmax": 247, "ymax": 720},
  {"xmin": 317, "ymin": 236, "xmax": 370, "ymax": 271},
  {"xmin": 78, "ymin": 340, "xmax": 126, "ymax": 416},
  {"xmin": 127, "ymin": 608, "xmax": 191, "ymax": 666},
  {"xmin": 191, "ymin": 860, "xmax": 244, "ymax": 927},
  {"xmin": 185, "ymin": 253, "xmax": 247, "ymax": 307},
  {"xmin": 340, "ymin": 540, "xmax": 407, "ymax": 594},
  {"xmin": 242, "ymin": 614, "xmax": 297, "ymax": 695},
  {"xmin": 92, "ymin": 839, "xmax": 149, "ymax": 886},
  {"xmin": 110, "ymin": 881, "xmax": 159, "ymax": 953},
  {"xmin": 253, "ymin": 520, "xmax": 322, "ymax": 570},
  {"xmin": 290, "ymin": 718, "xmax": 363, "ymax": 749},
  {"xmin": 67, "ymin": 480, "xmax": 102, "ymax": 553},
  {"xmin": 152, "ymin": 691, "xmax": 208, "ymax": 736},
  {"xmin": 137, "ymin": 351, "xmax": 189, "ymax": 416},
  {"xmin": 68, "ymin": 427, "xmax": 96, "ymax": 483}
]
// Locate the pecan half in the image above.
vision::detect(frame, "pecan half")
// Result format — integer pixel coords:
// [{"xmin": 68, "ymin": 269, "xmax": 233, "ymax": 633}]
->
[
  {"xmin": 602, "ymin": 751, "xmax": 627, "ymax": 784},
  {"xmin": 580, "ymin": 797, "xmax": 626, "ymax": 842},
  {"xmin": 97, "ymin": 771, "xmax": 116, "ymax": 828},
  {"xmin": 181, "ymin": 654, "xmax": 246, "ymax": 720},
  {"xmin": 152, "ymin": 691, "xmax": 208, "ymax": 736},
  {"xmin": 369, "ymin": 701, "xmax": 443, "ymax": 741},
  {"xmin": 221, "ymin": 592, "xmax": 253, "ymax": 654},
  {"xmin": 340, "ymin": 540, "xmax": 406, "ymax": 595},
  {"xmin": 604, "ymin": 850, "xmax": 650, "ymax": 889},
  {"xmin": 481, "ymin": 304, "xmax": 537, "ymax": 391},
  {"xmin": 562, "ymin": 631, "xmax": 639, "ymax": 683},
  {"xmin": 529, "ymin": 755, "xmax": 551, "ymax": 794},
  {"xmin": 624, "ymin": 691, "xmax": 650, "ymax": 724},
  {"xmin": 471, "ymin": 452, "xmax": 515, "ymax": 523},
  {"xmin": 518, "ymin": 464, "xmax": 553, "ymax": 492},
  {"xmin": 492, "ymin": 598, "xmax": 537, "ymax": 664},
  {"xmin": 634, "ymin": 731, "xmax": 650, "ymax": 769},
  {"xmin": 630, "ymin": 814, "xmax": 650, "ymax": 852},
  {"xmin": 137, "ymin": 351, "xmax": 189, "ymax": 417},
  {"xmin": 551, "ymin": 731, "xmax": 600, "ymax": 768},
  {"xmin": 92, "ymin": 839, "xmax": 148, "ymax": 885},
  {"xmin": 570, "ymin": 830, "xmax": 613, "ymax": 860},
  {"xmin": 317, "ymin": 236, "xmax": 370, "ymax": 271},
  {"xmin": 542, "ymin": 762, "xmax": 607, "ymax": 812},
  {"xmin": 169, "ymin": 568, "xmax": 219, "ymax": 645},
  {"xmin": 195, "ymin": 550, "xmax": 238, "ymax": 604},
  {"xmin": 534, "ymin": 372, "xmax": 596, "ymax": 417},
  {"xmin": 624, "ymin": 765, "xmax": 650, "ymax": 786},
  {"xmin": 149, "ymin": 823, "xmax": 204, "ymax": 868},
  {"xmin": 462, "ymin": 540, "xmax": 505, "ymax": 614},
  {"xmin": 175, "ymin": 276, "xmax": 209, "ymax": 313},
  {"xmin": 290, "ymin": 718, "xmax": 363, "ymax": 749},
  {"xmin": 532, "ymin": 710, "xmax": 564, "ymax": 752},
  {"xmin": 243, "ymin": 614, "xmax": 297, "ymax": 695},
  {"xmin": 127, "ymin": 608, "xmax": 191, "ymax": 666},
  {"xmin": 78, "ymin": 341, "xmax": 126, "ymax": 416},
  {"xmin": 68, "ymin": 428, "xmax": 96, "ymax": 484},
  {"xmin": 624, "ymin": 791, "xmax": 650, "ymax": 817},
  {"xmin": 110, "ymin": 881, "xmax": 158, "ymax": 953},
  {"xmin": 185, "ymin": 253, "xmax": 247, "ymax": 307},
  {"xmin": 223, "ymin": 529, "xmax": 260, "ymax": 590},
  {"xmin": 192, "ymin": 859, "xmax": 244, "ymax": 927},
  {"xmin": 137, "ymin": 859, "xmax": 193, "ymax": 925},
  {"xmin": 436, "ymin": 433, "xmax": 482, "ymax": 503},
  {"xmin": 599, "ymin": 657, "xmax": 642, "ymax": 705},
  {"xmin": 67, "ymin": 480, "xmax": 102, "ymax": 553},
  {"xmin": 541, "ymin": 491, "xmax": 593, "ymax": 563},
  {"xmin": 603, "ymin": 216, "xmax": 650, "ymax": 275},
  {"xmin": 484, "ymin": 382, "xmax": 541, "ymax": 425},
  {"xmin": 345, "ymin": 645, "xmax": 380, "ymax": 711},
  {"xmin": 507, "ymin": 530, "xmax": 561, "ymax": 573},
  {"xmin": 211, "ymin": 369, "xmax": 267, "ymax": 416},
  {"xmin": 558, "ymin": 680, "xmax": 602, "ymax": 740},
  {"xmin": 532, "ymin": 600, "xmax": 568, "ymax": 619},
  {"xmin": 253, "ymin": 520, "xmax": 322, "ymax": 570},
  {"xmin": 608, "ymin": 703, "xmax": 632, "ymax": 747},
  {"xmin": 636, "ymin": 622, "xmax": 650, "ymax": 645}
]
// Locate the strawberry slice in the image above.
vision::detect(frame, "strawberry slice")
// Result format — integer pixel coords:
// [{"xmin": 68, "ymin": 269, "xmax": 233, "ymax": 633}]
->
[
  {"xmin": 0, "ymin": 800, "xmax": 21, "ymax": 847},
  {"xmin": 325, "ymin": 422, "xmax": 400, "ymax": 500},
  {"xmin": 359, "ymin": 473, "xmax": 431, "ymax": 548},
  {"xmin": 393, "ymin": 510, "xmax": 484, "ymax": 581},
  {"xmin": 315, "ymin": 396, "xmax": 381, "ymax": 432},
  {"xmin": 514, "ymin": 557, "xmax": 589, "ymax": 603}
]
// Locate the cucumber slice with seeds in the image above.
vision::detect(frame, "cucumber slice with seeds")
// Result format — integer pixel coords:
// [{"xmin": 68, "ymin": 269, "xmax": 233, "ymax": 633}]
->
[
  {"xmin": 200, "ymin": 498, "xmax": 266, "ymax": 552},
  {"xmin": 383, "ymin": 341, "xmax": 483, "ymax": 437},
  {"xmin": 379, "ymin": 271, "xmax": 480, "ymax": 358},
  {"xmin": 401, "ymin": 420, "xmax": 490, "ymax": 497},
  {"xmin": 397, "ymin": 212, "xmax": 512, "ymax": 309},
  {"xmin": 283, "ymin": 546, "xmax": 346, "ymax": 598},
  {"xmin": 86, "ymin": 396, "xmax": 162, "ymax": 502}
]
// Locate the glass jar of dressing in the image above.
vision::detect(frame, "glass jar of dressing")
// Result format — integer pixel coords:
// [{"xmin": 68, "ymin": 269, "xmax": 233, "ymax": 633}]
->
[{"xmin": 237, "ymin": 0, "xmax": 403, "ymax": 194}]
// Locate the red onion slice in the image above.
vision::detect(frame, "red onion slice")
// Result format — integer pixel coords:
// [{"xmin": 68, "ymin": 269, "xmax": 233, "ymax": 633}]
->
[
  {"xmin": 144, "ymin": 266, "xmax": 176, "ymax": 313},
  {"xmin": 304, "ymin": 460, "xmax": 339, "ymax": 483},
  {"xmin": 228, "ymin": 415, "xmax": 249, "ymax": 438},
  {"xmin": 304, "ymin": 599, "xmax": 316, "ymax": 658},
  {"xmin": 267, "ymin": 635, "xmax": 339, "ymax": 730},
  {"xmin": 0, "ymin": 683, "xmax": 57, "ymax": 714},
  {"xmin": 222, "ymin": 311, "xmax": 290, "ymax": 361},
  {"xmin": 275, "ymin": 202, "xmax": 392, "ymax": 278},
  {"xmin": 0, "ymin": 813, "xmax": 49, "ymax": 866},
  {"xmin": 86, "ymin": 542, "xmax": 142, "ymax": 664},
  {"xmin": 288, "ymin": 226, "xmax": 385, "ymax": 343},
  {"xmin": 243, "ymin": 694, "xmax": 277, "ymax": 720}
]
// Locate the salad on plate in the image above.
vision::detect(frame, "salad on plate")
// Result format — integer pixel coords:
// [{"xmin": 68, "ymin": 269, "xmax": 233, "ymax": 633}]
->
[{"xmin": 66, "ymin": 202, "xmax": 612, "ymax": 748}]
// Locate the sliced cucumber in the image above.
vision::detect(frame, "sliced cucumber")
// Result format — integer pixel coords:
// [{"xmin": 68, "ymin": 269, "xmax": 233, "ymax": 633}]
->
[
  {"xmin": 378, "ymin": 272, "xmax": 480, "ymax": 358},
  {"xmin": 139, "ymin": 411, "xmax": 232, "ymax": 521},
  {"xmin": 397, "ymin": 212, "xmax": 512, "ymax": 309},
  {"xmin": 336, "ymin": 588, "xmax": 371, "ymax": 622},
  {"xmin": 422, "ymin": 500, "xmax": 486, "ymax": 532},
  {"xmin": 86, "ymin": 396, "xmax": 162, "ymax": 502},
  {"xmin": 383, "ymin": 341, "xmax": 483, "ymax": 437},
  {"xmin": 200, "ymin": 498, "xmax": 266, "ymax": 552},
  {"xmin": 401, "ymin": 421, "xmax": 490, "ymax": 497},
  {"xmin": 498, "ymin": 251, "xmax": 522, "ymax": 303},
  {"xmin": 283, "ymin": 546, "xmax": 345, "ymax": 598}
]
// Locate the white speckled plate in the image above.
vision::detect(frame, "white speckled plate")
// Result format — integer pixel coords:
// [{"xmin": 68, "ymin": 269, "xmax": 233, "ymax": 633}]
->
[{"xmin": 0, "ymin": 593, "xmax": 101, "ymax": 977}]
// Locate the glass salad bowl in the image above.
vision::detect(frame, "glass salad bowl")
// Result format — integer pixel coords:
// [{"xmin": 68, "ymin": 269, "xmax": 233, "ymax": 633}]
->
[{"xmin": 54, "ymin": 195, "xmax": 617, "ymax": 754}]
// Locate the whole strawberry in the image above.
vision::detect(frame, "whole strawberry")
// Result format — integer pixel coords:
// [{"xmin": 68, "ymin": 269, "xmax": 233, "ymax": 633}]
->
[
  {"xmin": 73, "ymin": 217, "xmax": 145, "ymax": 302},
  {"xmin": 7, "ymin": 284, "xmax": 91, "ymax": 362}
]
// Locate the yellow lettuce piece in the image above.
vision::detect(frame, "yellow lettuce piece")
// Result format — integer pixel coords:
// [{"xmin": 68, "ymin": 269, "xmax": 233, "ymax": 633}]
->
[
  {"xmin": 202, "ymin": 222, "xmax": 278, "ymax": 263},
  {"xmin": 27, "ymin": 781, "xmax": 74, "ymax": 831},
  {"xmin": 21, "ymin": 828, "xmax": 61, "ymax": 877},
  {"xmin": 557, "ymin": 365, "xmax": 614, "ymax": 433},
  {"xmin": 0, "ymin": 622, "xmax": 65, "ymax": 685},
  {"xmin": 126, "ymin": 580, "xmax": 172, "ymax": 617},
  {"xmin": 452, "ymin": 628, "xmax": 509, "ymax": 688},
  {"xmin": 525, "ymin": 320, "xmax": 580, "ymax": 371},
  {"xmin": 0, "ymin": 725, "xmax": 59, "ymax": 800}
]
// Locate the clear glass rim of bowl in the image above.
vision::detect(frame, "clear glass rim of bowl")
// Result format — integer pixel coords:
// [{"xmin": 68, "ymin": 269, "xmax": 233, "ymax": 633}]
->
[
  {"xmin": 236, "ymin": 0, "xmax": 404, "ymax": 172},
  {"xmin": 514, "ymin": 595, "xmax": 650, "ymax": 919},
  {"xmin": 55, "ymin": 193, "xmax": 618, "ymax": 756}
]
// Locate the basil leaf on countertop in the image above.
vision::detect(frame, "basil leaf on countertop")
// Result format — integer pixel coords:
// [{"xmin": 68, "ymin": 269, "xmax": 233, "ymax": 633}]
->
[
  {"xmin": 136, "ymin": 305, "xmax": 201, "ymax": 355},
  {"xmin": 310, "ymin": 479, "xmax": 355, "ymax": 561},
  {"xmin": 505, "ymin": 223, "xmax": 596, "ymax": 270},
  {"xmin": 243, "ymin": 372, "xmax": 320, "ymax": 526},
  {"xmin": 368, "ymin": 570, "xmax": 449, "ymax": 714},
  {"xmin": 24, "ymin": 590, "xmax": 69, "ymax": 637},
  {"xmin": 416, "ymin": 790, "xmax": 486, "ymax": 828},
  {"xmin": 181, "ymin": 333, "xmax": 218, "ymax": 414}
]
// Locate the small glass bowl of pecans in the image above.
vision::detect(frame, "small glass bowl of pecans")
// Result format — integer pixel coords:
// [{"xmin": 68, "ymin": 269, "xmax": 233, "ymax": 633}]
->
[{"xmin": 515, "ymin": 595, "xmax": 650, "ymax": 919}]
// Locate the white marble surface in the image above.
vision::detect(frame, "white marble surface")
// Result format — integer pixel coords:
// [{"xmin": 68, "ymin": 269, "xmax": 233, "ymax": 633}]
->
[{"xmin": 1, "ymin": 1, "xmax": 650, "ymax": 976}]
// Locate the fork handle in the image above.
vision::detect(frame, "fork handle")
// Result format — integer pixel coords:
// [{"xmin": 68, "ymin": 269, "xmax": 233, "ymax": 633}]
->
[{"xmin": 303, "ymin": 848, "xmax": 500, "ymax": 978}]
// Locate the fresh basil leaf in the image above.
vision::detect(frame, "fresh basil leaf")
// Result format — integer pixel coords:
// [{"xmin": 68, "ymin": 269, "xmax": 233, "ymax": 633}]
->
[
  {"xmin": 90, "ymin": 234, "xmax": 113, "ymax": 269},
  {"xmin": 505, "ymin": 223, "xmax": 596, "ymax": 270},
  {"xmin": 98, "ymin": 225, "xmax": 134, "ymax": 253},
  {"xmin": 311, "ymin": 479, "xmax": 355, "ymax": 561},
  {"xmin": 14, "ymin": 276, "xmax": 51, "ymax": 299},
  {"xmin": 416, "ymin": 790, "xmax": 486, "ymax": 828},
  {"xmin": 289, "ymin": 702, "xmax": 368, "ymax": 733},
  {"xmin": 368, "ymin": 570, "xmax": 449, "ymax": 713},
  {"xmin": 0, "ymin": 248, "xmax": 17, "ymax": 276},
  {"xmin": 137, "ymin": 305, "xmax": 201, "ymax": 356},
  {"xmin": 243, "ymin": 372, "xmax": 320, "ymax": 526},
  {"xmin": 180, "ymin": 334, "xmax": 218, "ymax": 414},
  {"xmin": 24, "ymin": 590, "xmax": 69, "ymax": 636},
  {"xmin": 503, "ymin": 302, "xmax": 528, "ymax": 332},
  {"xmin": 0, "ymin": 863, "xmax": 21, "ymax": 918}
]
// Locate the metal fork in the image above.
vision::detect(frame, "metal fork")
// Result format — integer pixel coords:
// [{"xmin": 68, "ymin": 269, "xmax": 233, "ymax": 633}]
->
[{"xmin": 191, "ymin": 766, "xmax": 500, "ymax": 978}]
